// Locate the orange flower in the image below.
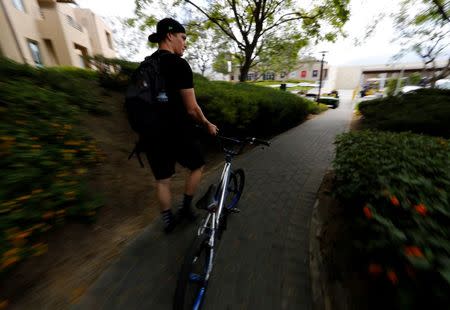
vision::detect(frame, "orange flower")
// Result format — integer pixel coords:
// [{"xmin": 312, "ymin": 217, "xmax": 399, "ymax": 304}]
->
[
  {"xmin": 390, "ymin": 196, "xmax": 400, "ymax": 206},
  {"xmin": 42, "ymin": 211, "xmax": 55, "ymax": 220},
  {"xmin": 404, "ymin": 246, "xmax": 424, "ymax": 257},
  {"xmin": 1, "ymin": 256, "xmax": 19, "ymax": 269},
  {"xmin": 363, "ymin": 205, "xmax": 372, "ymax": 219},
  {"xmin": 368, "ymin": 263, "xmax": 383, "ymax": 276},
  {"xmin": 414, "ymin": 204, "xmax": 427, "ymax": 216},
  {"xmin": 387, "ymin": 270, "xmax": 398, "ymax": 285}
]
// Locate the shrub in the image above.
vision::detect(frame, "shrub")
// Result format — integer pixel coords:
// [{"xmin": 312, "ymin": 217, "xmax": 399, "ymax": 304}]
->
[
  {"xmin": 333, "ymin": 130, "xmax": 450, "ymax": 308},
  {"xmin": 0, "ymin": 58, "xmax": 104, "ymax": 276},
  {"xmin": 386, "ymin": 77, "xmax": 406, "ymax": 96},
  {"xmin": 194, "ymin": 80, "xmax": 313, "ymax": 137},
  {"xmin": 358, "ymin": 88, "xmax": 450, "ymax": 138}
]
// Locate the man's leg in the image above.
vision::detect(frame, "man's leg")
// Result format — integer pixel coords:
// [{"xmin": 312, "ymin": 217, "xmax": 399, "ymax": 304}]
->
[
  {"xmin": 179, "ymin": 166, "xmax": 204, "ymax": 220},
  {"xmin": 156, "ymin": 178, "xmax": 176, "ymax": 233},
  {"xmin": 185, "ymin": 166, "xmax": 204, "ymax": 196}
]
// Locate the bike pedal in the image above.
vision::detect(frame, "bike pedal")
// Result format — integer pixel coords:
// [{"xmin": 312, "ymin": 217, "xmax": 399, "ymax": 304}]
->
[{"xmin": 229, "ymin": 208, "xmax": 240, "ymax": 213}]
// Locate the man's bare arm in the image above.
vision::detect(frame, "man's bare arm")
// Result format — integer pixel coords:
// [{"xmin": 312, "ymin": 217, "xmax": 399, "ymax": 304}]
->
[{"xmin": 180, "ymin": 88, "xmax": 218, "ymax": 135}]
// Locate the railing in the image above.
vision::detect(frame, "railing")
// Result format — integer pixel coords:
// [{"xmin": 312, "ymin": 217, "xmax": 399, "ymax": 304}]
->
[{"xmin": 66, "ymin": 14, "xmax": 82, "ymax": 32}]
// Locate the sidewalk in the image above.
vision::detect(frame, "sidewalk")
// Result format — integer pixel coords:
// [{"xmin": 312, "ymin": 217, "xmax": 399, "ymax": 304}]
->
[{"xmin": 75, "ymin": 91, "xmax": 355, "ymax": 310}]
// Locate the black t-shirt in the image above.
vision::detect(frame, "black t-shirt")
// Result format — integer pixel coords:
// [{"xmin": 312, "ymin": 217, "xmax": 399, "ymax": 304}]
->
[{"xmin": 153, "ymin": 49, "xmax": 194, "ymax": 134}]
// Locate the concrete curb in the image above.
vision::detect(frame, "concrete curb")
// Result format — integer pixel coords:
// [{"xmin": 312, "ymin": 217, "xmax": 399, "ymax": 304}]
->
[{"xmin": 309, "ymin": 198, "xmax": 329, "ymax": 310}]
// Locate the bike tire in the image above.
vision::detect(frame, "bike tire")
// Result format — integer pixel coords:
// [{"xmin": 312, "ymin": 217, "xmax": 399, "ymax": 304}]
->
[
  {"xmin": 174, "ymin": 234, "xmax": 211, "ymax": 310},
  {"xmin": 224, "ymin": 168, "xmax": 245, "ymax": 210}
]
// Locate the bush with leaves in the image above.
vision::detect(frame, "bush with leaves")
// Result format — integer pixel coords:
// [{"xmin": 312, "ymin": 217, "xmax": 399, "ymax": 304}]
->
[
  {"xmin": 333, "ymin": 130, "xmax": 450, "ymax": 308},
  {"xmin": 194, "ymin": 78, "xmax": 316, "ymax": 137},
  {"xmin": 358, "ymin": 88, "xmax": 450, "ymax": 138},
  {"xmin": 0, "ymin": 58, "xmax": 104, "ymax": 276}
]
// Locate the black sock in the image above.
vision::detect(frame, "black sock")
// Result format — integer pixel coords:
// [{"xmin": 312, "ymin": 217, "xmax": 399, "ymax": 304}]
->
[
  {"xmin": 161, "ymin": 209, "xmax": 173, "ymax": 225},
  {"xmin": 182, "ymin": 194, "xmax": 193, "ymax": 209}
]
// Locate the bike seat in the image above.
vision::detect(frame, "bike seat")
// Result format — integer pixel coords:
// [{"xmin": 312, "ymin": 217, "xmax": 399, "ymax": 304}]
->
[{"xmin": 196, "ymin": 184, "xmax": 217, "ymax": 211}]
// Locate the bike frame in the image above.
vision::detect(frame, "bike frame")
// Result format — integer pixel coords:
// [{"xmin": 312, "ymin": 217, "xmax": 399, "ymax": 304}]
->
[{"xmin": 197, "ymin": 158, "xmax": 232, "ymax": 282}]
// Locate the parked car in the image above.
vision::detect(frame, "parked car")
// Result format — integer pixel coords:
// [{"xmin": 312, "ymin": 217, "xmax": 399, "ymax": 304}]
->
[
  {"xmin": 318, "ymin": 96, "xmax": 339, "ymax": 109},
  {"xmin": 436, "ymin": 79, "xmax": 450, "ymax": 89},
  {"xmin": 400, "ymin": 85, "xmax": 423, "ymax": 94},
  {"xmin": 304, "ymin": 88, "xmax": 339, "ymax": 108}
]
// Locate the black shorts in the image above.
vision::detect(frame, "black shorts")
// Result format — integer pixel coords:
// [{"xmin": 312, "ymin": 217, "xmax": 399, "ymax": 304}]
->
[{"xmin": 144, "ymin": 135, "xmax": 205, "ymax": 180}]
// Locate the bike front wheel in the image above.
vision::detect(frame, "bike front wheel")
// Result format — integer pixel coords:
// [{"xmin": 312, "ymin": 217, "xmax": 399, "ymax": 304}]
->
[
  {"xmin": 223, "ymin": 168, "xmax": 245, "ymax": 210},
  {"xmin": 174, "ymin": 234, "xmax": 211, "ymax": 310}
]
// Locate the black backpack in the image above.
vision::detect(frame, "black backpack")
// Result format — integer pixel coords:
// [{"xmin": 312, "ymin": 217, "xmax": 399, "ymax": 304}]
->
[
  {"xmin": 125, "ymin": 51, "xmax": 169, "ymax": 166},
  {"xmin": 125, "ymin": 51, "xmax": 170, "ymax": 135}
]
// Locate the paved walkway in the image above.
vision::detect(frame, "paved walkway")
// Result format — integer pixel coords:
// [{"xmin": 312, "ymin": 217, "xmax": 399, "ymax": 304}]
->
[{"xmin": 75, "ymin": 91, "xmax": 355, "ymax": 310}]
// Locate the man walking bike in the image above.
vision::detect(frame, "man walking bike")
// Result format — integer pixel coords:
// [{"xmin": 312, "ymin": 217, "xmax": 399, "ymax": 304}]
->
[{"xmin": 143, "ymin": 18, "xmax": 218, "ymax": 233}]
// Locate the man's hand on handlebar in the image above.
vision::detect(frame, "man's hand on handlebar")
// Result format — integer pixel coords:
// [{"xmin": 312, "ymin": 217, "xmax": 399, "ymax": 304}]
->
[{"xmin": 205, "ymin": 121, "xmax": 219, "ymax": 136}]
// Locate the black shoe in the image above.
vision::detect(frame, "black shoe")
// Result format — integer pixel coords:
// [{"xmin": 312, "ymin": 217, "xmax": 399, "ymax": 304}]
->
[
  {"xmin": 163, "ymin": 219, "xmax": 177, "ymax": 234},
  {"xmin": 162, "ymin": 210, "xmax": 177, "ymax": 234},
  {"xmin": 177, "ymin": 207, "xmax": 198, "ymax": 222}
]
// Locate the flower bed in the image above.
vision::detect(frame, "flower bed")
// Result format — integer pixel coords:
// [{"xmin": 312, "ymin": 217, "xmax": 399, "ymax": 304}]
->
[
  {"xmin": 0, "ymin": 58, "xmax": 104, "ymax": 276},
  {"xmin": 333, "ymin": 130, "xmax": 450, "ymax": 308}
]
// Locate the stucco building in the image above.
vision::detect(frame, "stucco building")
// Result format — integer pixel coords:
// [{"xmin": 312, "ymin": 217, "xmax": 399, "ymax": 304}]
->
[{"xmin": 0, "ymin": 0, "xmax": 116, "ymax": 68}]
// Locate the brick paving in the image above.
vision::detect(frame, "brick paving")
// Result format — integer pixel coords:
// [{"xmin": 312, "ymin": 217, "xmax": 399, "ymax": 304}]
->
[{"xmin": 75, "ymin": 91, "xmax": 355, "ymax": 310}]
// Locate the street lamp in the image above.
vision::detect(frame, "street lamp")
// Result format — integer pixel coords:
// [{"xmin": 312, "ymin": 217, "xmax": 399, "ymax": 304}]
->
[{"xmin": 316, "ymin": 51, "xmax": 328, "ymax": 103}]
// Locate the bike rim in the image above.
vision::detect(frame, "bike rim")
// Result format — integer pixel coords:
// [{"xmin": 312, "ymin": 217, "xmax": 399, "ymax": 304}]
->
[{"xmin": 184, "ymin": 241, "xmax": 210, "ymax": 309}]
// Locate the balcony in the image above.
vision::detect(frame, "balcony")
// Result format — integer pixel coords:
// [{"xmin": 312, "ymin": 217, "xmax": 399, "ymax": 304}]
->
[
  {"xmin": 38, "ymin": 0, "xmax": 76, "ymax": 4},
  {"xmin": 66, "ymin": 14, "xmax": 82, "ymax": 32}
]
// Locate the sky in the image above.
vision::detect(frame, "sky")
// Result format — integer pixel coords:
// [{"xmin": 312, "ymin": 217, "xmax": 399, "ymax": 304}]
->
[{"xmin": 75, "ymin": 0, "xmax": 424, "ymax": 66}]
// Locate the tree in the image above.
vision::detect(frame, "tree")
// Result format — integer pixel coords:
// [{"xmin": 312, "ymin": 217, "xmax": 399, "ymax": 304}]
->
[
  {"xmin": 134, "ymin": 0, "xmax": 350, "ymax": 81},
  {"xmin": 105, "ymin": 16, "xmax": 151, "ymax": 61},
  {"xmin": 393, "ymin": 0, "xmax": 450, "ymax": 87},
  {"xmin": 251, "ymin": 35, "xmax": 308, "ymax": 80}
]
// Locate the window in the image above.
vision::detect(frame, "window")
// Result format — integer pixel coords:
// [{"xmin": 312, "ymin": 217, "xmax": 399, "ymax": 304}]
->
[
  {"xmin": 247, "ymin": 73, "xmax": 255, "ymax": 81},
  {"xmin": 312, "ymin": 70, "xmax": 318, "ymax": 78},
  {"xmin": 12, "ymin": 0, "xmax": 25, "ymax": 12},
  {"xmin": 79, "ymin": 55, "xmax": 86, "ymax": 68},
  {"xmin": 301, "ymin": 70, "xmax": 307, "ymax": 78},
  {"xmin": 27, "ymin": 40, "xmax": 43, "ymax": 67},
  {"xmin": 263, "ymin": 72, "xmax": 275, "ymax": 80},
  {"xmin": 105, "ymin": 32, "xmax": 113, "ymax": 49}
]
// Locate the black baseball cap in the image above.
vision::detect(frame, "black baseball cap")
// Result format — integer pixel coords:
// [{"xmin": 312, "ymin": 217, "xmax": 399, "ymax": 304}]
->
[{"xmin": 148, "ymin": 18, "xmax": 186, "ymax": 43}]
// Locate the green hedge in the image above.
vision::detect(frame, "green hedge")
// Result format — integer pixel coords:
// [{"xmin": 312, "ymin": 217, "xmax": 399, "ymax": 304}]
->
[
  {"xmin": 358, "ymin": 89, "xmax": 450, "ymax": 138},
  {"xmin": 195, "ymin": 79, "xmax": 316, "ymax": 136},
  {"xmin": 333, "ymin": 130, "xmax": 450, "ymax": 308},
  {"xmin": 0, "ymin": 58, "xmax": 103, "ymax": 275}
]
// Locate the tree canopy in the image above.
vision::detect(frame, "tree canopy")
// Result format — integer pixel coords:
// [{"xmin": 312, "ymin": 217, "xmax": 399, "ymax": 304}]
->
[
  {"xmin": 394, "ymin": 0, "xmax": 450, "ymax": 86},
  {"xmin": 133, "ymin": 0, "xmax": 350, "ymax": 81}
]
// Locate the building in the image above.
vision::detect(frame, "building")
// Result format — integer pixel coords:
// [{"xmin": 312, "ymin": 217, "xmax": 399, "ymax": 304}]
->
[
  {"xmin": 231, "ymin": 59, "xmax": 330, "ymax": 82},
  {"xmin": 0, "ymin": 0, "xmax": 116, "ymax": 68},
  {"xmin": 325, "ymin": 60, "xmax": 449, "ymax": 92},
  {"xmin": 287, "ymin": 60, "xmax": 330, "ymax": 82}
]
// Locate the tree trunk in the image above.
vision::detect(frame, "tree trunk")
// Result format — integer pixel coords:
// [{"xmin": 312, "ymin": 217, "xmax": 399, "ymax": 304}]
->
[{"xmin": 239, "ymin": 56, "xmax": 253, "ymax": 82}]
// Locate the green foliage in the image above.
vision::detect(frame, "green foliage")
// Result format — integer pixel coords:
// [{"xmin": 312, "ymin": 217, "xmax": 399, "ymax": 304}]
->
[
  {"xmin": 194, "ymin": 79, "xmax": 315, "ymax": 137},
  {"xmin": 358, "ymin": 88, "xmax": 450, "ymax": 138},
  {"xmin": 0, "ymin": 58, "xmax": 104, "ymax": 275},
  {"xmin": 408, "ymin": 73, "xmax": 422, "ymax": 85},
  {"xmin": 333, "ymin": 130, "xmax": 450, "ymax": 307},
  {"xmin": 133, "ymin": 0, "xmax": 350, "ymax": 81},
  {"xmin": 386, "ymin": 77, "xmax": 405, "ymax": 96},
  {"xmin": 89, "ymin": 55, "xmax": 139, "ymax": 90}
]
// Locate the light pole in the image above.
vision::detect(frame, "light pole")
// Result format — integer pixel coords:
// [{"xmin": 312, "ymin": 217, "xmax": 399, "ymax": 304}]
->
[{"xmin": 316, "ymin": 51, "xmax": 327, "ymax": 103}]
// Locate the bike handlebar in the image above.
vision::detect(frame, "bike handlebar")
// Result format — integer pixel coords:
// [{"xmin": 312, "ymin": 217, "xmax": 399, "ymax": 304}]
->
[
  {"xmin": 216, "ymin": 135, "xmax": 270, "ymax": 156},
  {"xmin": 216, "ymin": 135, "xmax": 270, "ymax": 147}
]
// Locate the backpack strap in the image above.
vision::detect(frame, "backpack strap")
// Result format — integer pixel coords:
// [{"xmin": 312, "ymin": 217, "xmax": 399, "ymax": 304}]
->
[{"xmin": 128, "ymin": 141, "xmax": 145, "ymax": 168}]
